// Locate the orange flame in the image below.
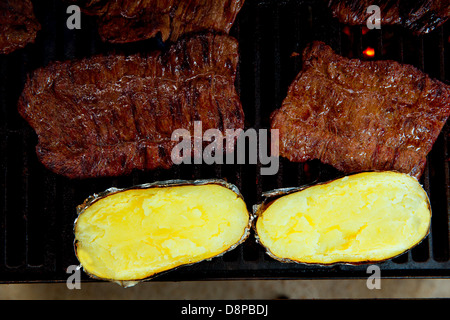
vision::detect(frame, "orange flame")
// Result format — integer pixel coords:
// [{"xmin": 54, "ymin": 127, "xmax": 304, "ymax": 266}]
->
[{"xmin": 363, "ymin": 47, "xmax": 375, "ymax": 57}]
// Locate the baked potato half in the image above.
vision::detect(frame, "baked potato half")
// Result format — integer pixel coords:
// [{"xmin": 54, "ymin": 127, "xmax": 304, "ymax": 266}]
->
[
  {"xmin": 254, "ymin": 171, "xmax": 431, "ymax": 265},
  {"xmin": 74, "ymin": 179, "xmax": 251, "ymax": 287}
]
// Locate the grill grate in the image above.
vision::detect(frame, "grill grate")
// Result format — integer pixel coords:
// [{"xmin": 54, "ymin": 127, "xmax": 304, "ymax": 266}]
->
[{"xmin": 0, "ymin": 0, "xmax": 449, "ymax": 283}]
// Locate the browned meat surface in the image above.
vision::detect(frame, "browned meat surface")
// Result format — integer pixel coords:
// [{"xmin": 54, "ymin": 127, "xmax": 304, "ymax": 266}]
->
[
  {"xmin": 70, "ymin": 0, "xmax": 244, "ymax": 43},
  {"xmin": 18, "ymin": 33, "xmax": 244, "ymax": 179},
  {"xmin": 327, "ymin": 0, "xmax": 450, "ymax": 34},
  {"xmin": 0, "ymin": 0, "xmax": 41, "ymax": 54},
  {"xmin": 271, "ymin": 41, "xmax": 450, "ymax": 179}
]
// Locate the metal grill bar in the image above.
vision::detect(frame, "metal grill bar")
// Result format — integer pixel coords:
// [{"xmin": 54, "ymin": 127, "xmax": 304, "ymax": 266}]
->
[{"xmin": 0, "ymin": 0, "xmax": 449, "ymax": 283}]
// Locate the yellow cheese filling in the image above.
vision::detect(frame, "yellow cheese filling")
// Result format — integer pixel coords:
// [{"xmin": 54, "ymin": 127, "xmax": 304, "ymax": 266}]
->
[
  {"xmin": 255, "ymin": 172, "xmax": 431, "ymax": 264},
  {"xmin": 75, "ymin": 184, "xmax": 250, "ymax": 281}
]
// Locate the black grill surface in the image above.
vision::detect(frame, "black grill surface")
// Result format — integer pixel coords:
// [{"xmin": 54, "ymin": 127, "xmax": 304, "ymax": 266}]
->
[{"xmin": 0, "ymin": 0, "xmax": 449, "ymax": 283}]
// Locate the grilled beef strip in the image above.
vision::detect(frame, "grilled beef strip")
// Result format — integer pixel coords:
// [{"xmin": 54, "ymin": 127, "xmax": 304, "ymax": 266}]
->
[
  {"xmin": 271, "ymin": 41, "xmax": 450, "ymax": 179},
  {"xmin": 18, "ymin": 33, "xmax": 244, "ymax": 179},
  {"xmin": 68, "ymin": 0, "xmax": 245, "ymax": 43},
  {"xmin": 0, "ymin": 0, "xmax": 41, "ymax": 54}
]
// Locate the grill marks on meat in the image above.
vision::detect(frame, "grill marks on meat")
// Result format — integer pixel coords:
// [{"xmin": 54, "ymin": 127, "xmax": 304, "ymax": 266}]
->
[
  {"xmin": 327, "ymin": 0, "xmax": 450, "ymax": 34},
  {"xmin": 271, "ymin": 41, "xmax": 450, "ymax": 179},
  {"xmin": 70, "ymin": 0, "xmax": 244, "ymax": 43},
  {"xmin": 18, "ymin": 33, "xmax": 244, "ymax": 179},
  {"xmin": 0, "ymin": 0, "xmax": 41, "ymax": 54}
]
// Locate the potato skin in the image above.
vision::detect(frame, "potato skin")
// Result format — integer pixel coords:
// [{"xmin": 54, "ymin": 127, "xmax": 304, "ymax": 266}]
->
[
  {"xmin": 253, "ymin": 171, "xmax": 432, "ymax": 266},
  {"xmin": 74, "ymin": 179, "xmax": 252, "ymax": 287}
]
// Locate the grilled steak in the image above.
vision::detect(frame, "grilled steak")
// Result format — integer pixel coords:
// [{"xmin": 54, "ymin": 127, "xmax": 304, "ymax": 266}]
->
[
  {"xmin": 0, "ymin": 0, "xmax": 41, "ymax": 54},
  {"xmin": 271, "ymin": 41, "xmax": 450, "ymax": 179},
  {"xmin": 70, "ymin": 0, "xmax": 244, "ymax": 43},
  {"xmin": 327, "ymin": 0, "xmax": 450, "ymax": 34},
  {"xmin": 18, "ymin": 33, "xmax": 244, "ymax": 179}
]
